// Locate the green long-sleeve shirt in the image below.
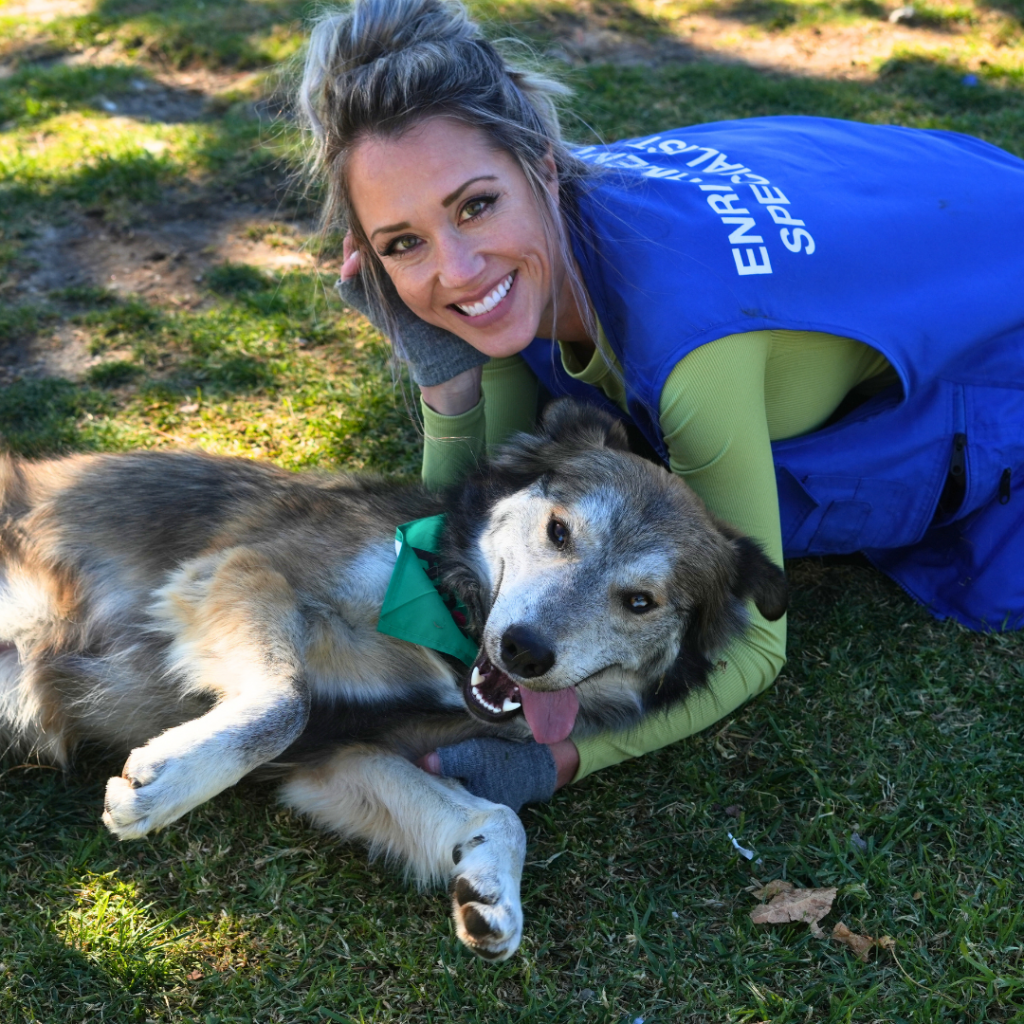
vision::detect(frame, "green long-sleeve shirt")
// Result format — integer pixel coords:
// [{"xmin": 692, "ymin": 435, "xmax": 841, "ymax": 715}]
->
[{"xmin": 420, "ymin": 331, "xmax": 893, "ymax": 782}]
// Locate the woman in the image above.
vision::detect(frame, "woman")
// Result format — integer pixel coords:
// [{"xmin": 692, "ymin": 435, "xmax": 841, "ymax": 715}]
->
[{"xmin": 299, "ymin": 0, "xmax": 1024, "ymax": 809}]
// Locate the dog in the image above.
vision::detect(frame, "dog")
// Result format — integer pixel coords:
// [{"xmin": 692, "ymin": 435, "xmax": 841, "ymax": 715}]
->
[{"xmin": 0, "ymin": 400, "xmax": 786, "ymax": 961}]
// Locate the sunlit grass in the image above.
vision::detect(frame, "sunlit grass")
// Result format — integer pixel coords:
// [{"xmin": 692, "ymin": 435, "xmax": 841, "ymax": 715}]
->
[
  {"xmin": 59, "ymin": 872, "xmax": 197, "ymax": 990},
  {"xmin": 0, "ymin": 108, "xmax": 279, "ymax": 201},
  {"xmin": 1, "ymin": 272, "xmax": 422, "ymax": 472},
  {"xmin": 34, "ymin": 0, "xmax": 308, "ymax": 69}
]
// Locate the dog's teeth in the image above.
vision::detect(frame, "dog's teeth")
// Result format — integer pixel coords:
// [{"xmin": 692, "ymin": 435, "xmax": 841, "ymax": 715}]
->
[
  {"xmin": 501, "ymin": 698, "xmax": 521, "ymax": 712},
  {"xmin": 471, "ymin": 666, "xmax": 481, "ymax": 688}
]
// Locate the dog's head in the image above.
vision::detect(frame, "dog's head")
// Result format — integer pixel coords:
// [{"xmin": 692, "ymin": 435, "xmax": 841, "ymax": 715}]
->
[{"xmin": 442, "ymin": 400, "xmax": 787, "ymax": 742}]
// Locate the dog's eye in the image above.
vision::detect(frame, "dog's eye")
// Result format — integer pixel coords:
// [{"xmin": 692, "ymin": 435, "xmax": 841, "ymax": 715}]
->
[
  {"xmin": 547, "ymin": 518, "xmax": 568, "ymax": 550},
  {"xmin": 623, "ymin": 592, "xmax": 655, "ymax": 614}
]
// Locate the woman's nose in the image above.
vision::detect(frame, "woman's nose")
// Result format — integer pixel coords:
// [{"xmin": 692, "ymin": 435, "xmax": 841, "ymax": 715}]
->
[{"xmin": 434, "ymin": 232, "xmax": 484, "ymax": 289}]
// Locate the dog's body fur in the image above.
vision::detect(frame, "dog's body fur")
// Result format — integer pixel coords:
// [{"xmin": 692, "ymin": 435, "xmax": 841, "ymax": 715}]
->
[{"xmin": 0, "ymin": 402, "xmax": 785, "ymax": 960}]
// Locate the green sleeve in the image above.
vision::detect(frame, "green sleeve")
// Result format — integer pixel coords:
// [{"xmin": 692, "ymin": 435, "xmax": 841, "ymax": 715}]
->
[
  {"xmin": 573, "ymin": 332, "xmax": 787, "ymax": 780},
  {"xmin": 420, "ymin": 356, "xmax": 539, "ymax": 491},
  {"xmin": 480, "ymin": 355, "xmax": 540, "ymax": 454}
]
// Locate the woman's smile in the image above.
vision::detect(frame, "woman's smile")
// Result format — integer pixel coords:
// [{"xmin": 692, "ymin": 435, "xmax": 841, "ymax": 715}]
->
[
  {"xmin": 347, "ymin": 118, "xmax": 587, "ymax": 358},
  {"xmin": 451, "ymin": 271, "xmax": 516, "ymax": 319}
]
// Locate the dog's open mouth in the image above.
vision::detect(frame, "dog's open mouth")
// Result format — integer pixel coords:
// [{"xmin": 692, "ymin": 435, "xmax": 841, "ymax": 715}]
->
[{"xmin": 463, "ymin": 655, "xmax": 580, "ymax": 744}]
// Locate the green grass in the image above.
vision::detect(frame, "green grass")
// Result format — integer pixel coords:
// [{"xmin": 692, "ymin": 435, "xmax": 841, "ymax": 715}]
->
[{"xmin": 2, "ymin": 0, "xmax": 1024, "ymax": 1021}]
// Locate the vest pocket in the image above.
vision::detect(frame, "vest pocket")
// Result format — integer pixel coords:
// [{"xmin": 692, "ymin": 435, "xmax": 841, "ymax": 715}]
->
[
  {"xmin": 774, "ymin": 379, "xmax": 955, "ymax": 558},
  {"xmin": 958, "ymin": 383, "xmax": 1024, "ymax": 517},
  {"xmin": 932, "ymin": 432, "xmax": 968, "ymax": 525},
  {"xmin": 780, "ymin": 472, "xmax": 912, "ymax": 555}
]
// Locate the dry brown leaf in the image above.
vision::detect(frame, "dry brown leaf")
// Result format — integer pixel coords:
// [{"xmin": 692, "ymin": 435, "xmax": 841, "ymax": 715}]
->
[
  {"xmin": 831, "ymin": 921, "xmax": 876, "ymax": 961},
  {"xmin": 750, "ymin": 879, "xmax": 795, "ymax": 900},
  {"xmin": 829, "ymin": 922, "xmax": 896, "ymax": 960},
  {"xmin": 749, "ymin": 885, "xmax": 837, "ymax": 935}
]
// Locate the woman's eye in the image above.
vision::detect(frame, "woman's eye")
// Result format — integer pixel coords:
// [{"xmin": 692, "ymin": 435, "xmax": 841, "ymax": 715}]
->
[
  {"xmin": 380, "ymin": 234, "xmax": 420, "ymax": 258},
  {"xmin": 459, "ymin": 194, "xmax": 498, "ymax": 223},
  {"xmin": 624, "ymin": 592, "xmax": 655, "ymax": 614},
  {"xmin": 547, "ymin": 518, "xmax": 568, "ymax": 550}
]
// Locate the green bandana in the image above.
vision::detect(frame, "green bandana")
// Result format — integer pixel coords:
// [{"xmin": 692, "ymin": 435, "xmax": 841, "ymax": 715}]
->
[{"xmin": 376, "ymin": 515, "xmax": 479, "ymax": 666}]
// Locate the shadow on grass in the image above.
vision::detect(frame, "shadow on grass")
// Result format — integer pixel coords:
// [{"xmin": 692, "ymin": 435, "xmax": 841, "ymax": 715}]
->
[
  {"xmin": 712, "ymin": 0, "xmax": 984, "ymax": 30},
  {"xmin": 0, "ymin": 759, "xmax": 200, "ymax": 1020},
  {"xmin": 0, "ymin": 378, "xmax": 111, "ymax": 455},
  {"xmin": 0, "ymin": 61, "xmax": 216, "ymax": 129},
  {"xmin": 570, "ymin": 50, "xmax": 1024, "ymax": 156},
  {"xmin": 977, "ymin": 0, "xmax": 1024, "ymax": 25},
  {"xmin": 47, "ymin": 0, "xmax": 309, "ymax": 70}
]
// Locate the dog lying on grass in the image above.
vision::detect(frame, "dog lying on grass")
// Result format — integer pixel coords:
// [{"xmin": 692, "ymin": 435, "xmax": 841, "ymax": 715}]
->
[{"xmin": 0, "ymin": 400, "xmax": 786, "ymax": 960}]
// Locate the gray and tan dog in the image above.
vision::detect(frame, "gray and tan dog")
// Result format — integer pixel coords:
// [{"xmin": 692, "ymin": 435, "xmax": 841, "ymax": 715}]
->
[{"xmin": 0, "ymin": 401, "xmax": 786, "ymax": 960}]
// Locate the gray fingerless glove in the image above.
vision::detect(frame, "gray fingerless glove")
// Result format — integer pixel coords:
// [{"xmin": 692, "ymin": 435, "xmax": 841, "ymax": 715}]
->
[
  {"xmin": 436, "ymin": 737, "xmax": 557, "ymax": 812},
  {"xmin": 335, "ymin": 274, "xmax": 488, "ymax": 387}
]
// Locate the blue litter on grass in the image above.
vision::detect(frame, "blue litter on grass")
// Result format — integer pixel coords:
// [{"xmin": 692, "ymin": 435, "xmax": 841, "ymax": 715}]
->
[{"xmin": 962, "ymin": 74, "xmax": 979, "ymax": 86}]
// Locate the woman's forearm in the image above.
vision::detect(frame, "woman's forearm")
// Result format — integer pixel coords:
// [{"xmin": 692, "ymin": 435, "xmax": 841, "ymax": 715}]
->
[{"xmin": 420, "ymin": 365, "xmax": 483, "ymax": 415}]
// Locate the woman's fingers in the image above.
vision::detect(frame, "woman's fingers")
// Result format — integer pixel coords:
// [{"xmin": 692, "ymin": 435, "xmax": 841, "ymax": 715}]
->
[
  {"xmin": 340, "ymin": 231, "xmax": 362, "ymax": 281},
  {"xmin": 417, "ymin": 751, "xmax": 442, "ymax": 775},
  {"xmin": 340, "ymin": 248, "xmax": 362, "ymax": 281}
]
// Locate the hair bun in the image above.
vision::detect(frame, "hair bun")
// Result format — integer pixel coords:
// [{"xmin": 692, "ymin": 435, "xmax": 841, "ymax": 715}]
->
[{"xmin": 341, "ymin": 0, "xmax": 480, "ymax": 70}]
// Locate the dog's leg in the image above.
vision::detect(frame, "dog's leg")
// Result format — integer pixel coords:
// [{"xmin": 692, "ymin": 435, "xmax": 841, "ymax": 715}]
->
[
  {"xmin": 281, "ymin": 747, "xmax": 527, "ymax": 961},
  {"xmin": 102, "ymin": 679, "xmax": 309, "ymax": 840},
  {"xmin": 103, "ymin": 548, "xmax": 310, "ymax": 840}
]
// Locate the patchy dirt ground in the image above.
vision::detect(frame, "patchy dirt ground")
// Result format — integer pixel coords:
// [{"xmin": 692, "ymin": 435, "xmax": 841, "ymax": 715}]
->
[
  {"xmin": 2, "ymin": 28, "xmax": 315, "ymax": 381},
  {"xmin": 2, "ymin": 0, "xmax": 1020, "ymax": 383},
  {"xmin": 539, "ymin": 1, "xmax": 1016, "ymax": 78}
]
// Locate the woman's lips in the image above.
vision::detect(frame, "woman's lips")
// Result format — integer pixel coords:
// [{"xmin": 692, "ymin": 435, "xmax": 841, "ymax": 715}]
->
[{"xmin": 450, "ymin": 271, "xmax": 516, "ymax": 320}]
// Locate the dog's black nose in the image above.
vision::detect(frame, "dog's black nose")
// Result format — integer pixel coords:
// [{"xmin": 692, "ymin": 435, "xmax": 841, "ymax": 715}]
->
[{"xmin": 499, "ymin": 625, "xmax": 555, "ymax": 678}]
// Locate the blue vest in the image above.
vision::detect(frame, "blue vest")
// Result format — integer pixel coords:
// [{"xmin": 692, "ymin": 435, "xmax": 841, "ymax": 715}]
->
[{"xmin": 520, "ymin": 116, "xmax": 1024, "ymax": 631}]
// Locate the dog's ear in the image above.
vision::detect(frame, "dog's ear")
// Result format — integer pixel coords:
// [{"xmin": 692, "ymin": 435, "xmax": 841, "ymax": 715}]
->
[
  {"xmin": 538, "ymin": 399, "xmax": 630, "ymax": 453},
  {"xmin": 688, "ymin": 531, "xmax": 787, "ymax": 657},
  {"xmin": 646, "ymin": 532, "xmax": 787, "ymax": 714},
  {"xmin": 478, "ymin": 399, "xmax": 630, "ymax": 487},
  {"xmin": 727, "ymin": 534, "xmax": 788, "ymax": 623}
]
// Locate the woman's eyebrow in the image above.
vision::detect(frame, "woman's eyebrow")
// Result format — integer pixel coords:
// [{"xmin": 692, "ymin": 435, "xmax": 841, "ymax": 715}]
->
[
  {"xmin": 371, "ymin": 220, "xmax": 411, "ymax": 240},
  {"xmin": 441, "ymin": 175, "xmax": 498, "ymax": 208}
]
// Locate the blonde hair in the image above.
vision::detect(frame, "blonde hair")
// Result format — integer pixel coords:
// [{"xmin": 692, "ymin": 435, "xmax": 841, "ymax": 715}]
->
[{"xmin": 298, "ymin": 0, "xmax": 595, "ymax": 344}]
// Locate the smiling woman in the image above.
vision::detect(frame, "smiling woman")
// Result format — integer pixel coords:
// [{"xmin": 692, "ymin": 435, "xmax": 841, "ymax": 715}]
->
[
  {"xmin": 298, "ymin": 0, "xmax": 1024, "ymax": 813},
  {"xmin": 345, "ymin": 118, "xmax": 587, "ymax": 361}
]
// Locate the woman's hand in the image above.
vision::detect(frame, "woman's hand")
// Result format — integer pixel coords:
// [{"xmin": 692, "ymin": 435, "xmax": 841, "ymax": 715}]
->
[
  {"xmin": 417, "ymin": 738, "xmax": 579, "ymax": 811},
  {"xmin": 334, "ymin": 231, "xmax": 489, "ymax": 390},
  {"xmin": 340, "ymin": 230, "xmax": 361, "ymax": 282}
]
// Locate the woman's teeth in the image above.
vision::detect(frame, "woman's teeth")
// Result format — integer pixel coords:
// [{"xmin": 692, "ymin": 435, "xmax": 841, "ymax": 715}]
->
[{"xmin": 455, "ymin": 273, "xmax": 514, "ymax": 318}]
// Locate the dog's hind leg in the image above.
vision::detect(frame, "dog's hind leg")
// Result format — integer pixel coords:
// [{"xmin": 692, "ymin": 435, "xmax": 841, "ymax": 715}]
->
[
  {"xmin": 281, "ymin": 746, "xmax": 527, "ymax": 962},
  {"xmin": 103, "ymin": 548, "xmax": 311, "ymax": 840}
]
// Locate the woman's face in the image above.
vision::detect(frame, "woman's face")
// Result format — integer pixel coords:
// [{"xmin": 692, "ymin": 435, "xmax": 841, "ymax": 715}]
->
[{"xmin": 347, "ymin": 117, "xmax": 568, "ymax": 359}]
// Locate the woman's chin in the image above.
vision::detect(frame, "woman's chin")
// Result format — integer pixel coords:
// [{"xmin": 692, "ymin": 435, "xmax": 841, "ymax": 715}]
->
[
  {"xmin": 464, "ymin": 327, "xmax": 537, "ymax": 360},
  {"xmin": 436, "ymin": 309, "xmax": 538, "ymax": 359}
]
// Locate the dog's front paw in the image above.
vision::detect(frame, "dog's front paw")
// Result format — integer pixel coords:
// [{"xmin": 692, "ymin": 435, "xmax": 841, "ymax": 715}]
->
[
  {"xmin": 451, "ymin": 869, "xmax": 523, "ymax": 961},
  {"xmin": 450, "ymin": 819, "xmax": 525, "ymax": 961},
  {"xmin": 102, "ymin": 745, "xmax": 194, "ymax": 840}
]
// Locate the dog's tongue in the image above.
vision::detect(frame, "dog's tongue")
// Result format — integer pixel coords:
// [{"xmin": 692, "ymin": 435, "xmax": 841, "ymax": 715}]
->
[{"xmin": 518, "ymin": 685, "xmax": 579, "ymax": 744}]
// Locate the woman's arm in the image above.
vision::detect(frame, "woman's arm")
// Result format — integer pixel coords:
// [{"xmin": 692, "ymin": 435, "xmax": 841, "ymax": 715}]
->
[{"xmin": 421, "ymin": 355, "xmax": 540, "ymax": 490}]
